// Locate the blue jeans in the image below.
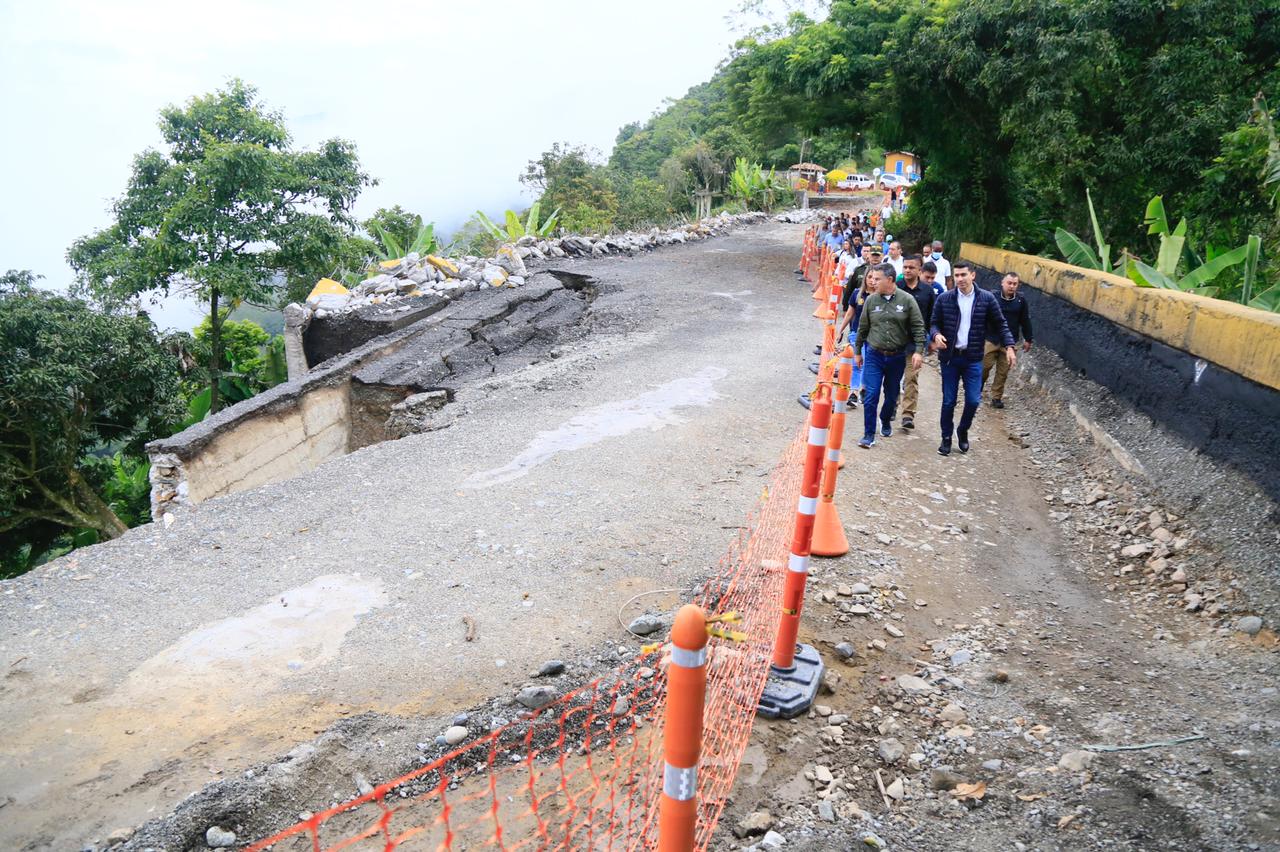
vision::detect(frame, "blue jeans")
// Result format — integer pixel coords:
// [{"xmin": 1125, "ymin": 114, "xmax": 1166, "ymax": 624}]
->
[
  {"xmin": 862, "ymin": 348, "xmax": 906, "ymax": 437},
  {"xmin": 940, "ymin": 356, "xmax": 984, "ymax": 438}
]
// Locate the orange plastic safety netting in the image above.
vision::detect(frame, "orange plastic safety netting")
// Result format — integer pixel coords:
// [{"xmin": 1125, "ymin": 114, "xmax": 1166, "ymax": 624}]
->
[{"xmin": 246, "ymin": 428, "xmax": 806, "ymax": 852}]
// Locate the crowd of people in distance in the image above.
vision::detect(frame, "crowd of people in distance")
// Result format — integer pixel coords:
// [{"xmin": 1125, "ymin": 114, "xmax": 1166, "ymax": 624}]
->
[{"xmin": 806, "ymin": 212, "xmax": 1034, "ymax": 456}]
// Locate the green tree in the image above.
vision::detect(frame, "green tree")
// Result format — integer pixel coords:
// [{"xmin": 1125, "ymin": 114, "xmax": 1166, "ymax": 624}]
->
[
  {"xmin": 68, "ymin": 79, "xmax": 372, "ymax": 415},
  {"xmin": 276, "ymin": 219, "xmax": 377, "ymax": 305},
  {"xmin": 364, "ymin": 205, "xmax": 423, "ymax": 255},
  {"xmin": 0, "ymin": 284, "xmax": 183, "ymax": 548}
]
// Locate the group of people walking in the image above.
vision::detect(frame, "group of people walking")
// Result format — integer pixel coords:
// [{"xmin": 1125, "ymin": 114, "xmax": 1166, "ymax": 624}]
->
[{"xmin": 807, "ymin": 215, "xmax": 1034, "ymax": 455}]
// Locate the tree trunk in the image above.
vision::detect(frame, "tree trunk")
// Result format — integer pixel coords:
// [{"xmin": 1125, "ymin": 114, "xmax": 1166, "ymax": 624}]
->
[
  {"xmin": 68, "ymin": 468, "xmax": 128, "ymax": 539},
  {"xmin": 209, "ymin": 287, "xmax": 222, "ymax": 415}
]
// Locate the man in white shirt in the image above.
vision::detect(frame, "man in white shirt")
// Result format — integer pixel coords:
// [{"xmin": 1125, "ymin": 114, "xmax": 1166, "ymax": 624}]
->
[
  {"xmin": 929, "ymin": 240, "xmax": 953, "ymax": 289},
  {"xmin": 886, "ymin": 241, "xmax": 904, "ymax": 278},
  {"xmin": 928, "ymin": 262, "xmax": 1015, "ymax": 455}
]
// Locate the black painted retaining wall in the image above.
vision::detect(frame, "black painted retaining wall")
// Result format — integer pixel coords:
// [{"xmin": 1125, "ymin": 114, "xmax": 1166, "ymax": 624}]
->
[{"xmin": 974, "ymin": 266, "xmax": 1280, "ymax": 502}]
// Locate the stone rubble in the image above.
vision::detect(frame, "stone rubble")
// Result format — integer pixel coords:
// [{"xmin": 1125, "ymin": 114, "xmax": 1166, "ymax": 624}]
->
[{"xmin": 299, "ymin": 211, "xmax": 768, "ymax": 321}]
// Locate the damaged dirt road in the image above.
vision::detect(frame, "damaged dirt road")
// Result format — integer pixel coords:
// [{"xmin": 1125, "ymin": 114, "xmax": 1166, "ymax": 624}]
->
[
  {"xmin": 0, "ymin": 221, "xmax": 814, "ymax": 851},
  {"xmin": 2, "ymin": 219, "xmax": 1277, "ymax": 851}
]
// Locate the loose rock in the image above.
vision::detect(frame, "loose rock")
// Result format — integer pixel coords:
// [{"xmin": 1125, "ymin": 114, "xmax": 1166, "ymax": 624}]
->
[
  {"xmin": 1236, "ymin": 615, "xmax": 1263, "ymax": 636},
  {"xmin": 534, "ymin": 660, "xmax": 566, "ymax": 677},
  {"xmin": 1058, "ymin": 750, "xmax": 1097, "ymax": 772},
  {"xmin": 878, "ymin": 738, "xmax": 905, "ymax": 763},
  {"xmin": 897, "ymin": 674, "xmax": 933, "ymax": 695},
  {"xmin": 734, "ymin": 811, "xmax": 774, "ymax": 839},
  {"xmin": 516, "ymin": 685, "xmax": 556, "ymax": 710},
  {"xmin": 206, "ymin": 826, "xmax": 237, "ymax": 848},
  {"xmin": 628, "ymin": 614, "xmax": 664, "ymax": 636}
]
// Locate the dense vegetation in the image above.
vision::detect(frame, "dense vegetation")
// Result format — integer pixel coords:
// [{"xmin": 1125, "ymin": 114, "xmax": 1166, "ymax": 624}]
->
[{"xmin": 529, "ymin": 0, "xmax": 1279, "ymax": 297}]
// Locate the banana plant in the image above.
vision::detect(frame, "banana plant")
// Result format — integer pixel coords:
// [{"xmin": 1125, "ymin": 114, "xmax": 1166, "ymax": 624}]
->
[
  {"xmin": 1142, "ymin": 196, "xmax": 1187, "ymax": 278},
  {"xmin": 1126, "ymin": 240, "xmax": 1251, "ymax": 296},
  {"xmin": 1054, "ymin": 189, "xmax": 1112, "ymax": 271},
  {"xmin": 261, "ymin": 336, "xmax": 288, "ymax": 388},
  {"xmin": 727, "ymin": 158, "xmax": 790, "ymax": 212},
  {"xmin": 370, "ymin": 220, "xmax": 438, "ymax": 260},
  {"xmin": 1250, "ymin": 282, "xmax": 1280, "ymax": 312},
  {"xmin": 475, "ymin": 201, "xmax": 561, "ymax": 242}
]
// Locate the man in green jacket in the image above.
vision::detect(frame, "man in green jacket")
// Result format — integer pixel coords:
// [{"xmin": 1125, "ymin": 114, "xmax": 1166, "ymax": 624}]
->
[{"xmin": 853, "ymin": 262, "xmax": 926, "ymax": 448}]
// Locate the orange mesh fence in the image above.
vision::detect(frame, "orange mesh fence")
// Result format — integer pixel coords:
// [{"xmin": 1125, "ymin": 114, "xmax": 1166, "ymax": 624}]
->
[{"xmin": 247, "ymin": 428, "xmax": 806, "ymax": 852}]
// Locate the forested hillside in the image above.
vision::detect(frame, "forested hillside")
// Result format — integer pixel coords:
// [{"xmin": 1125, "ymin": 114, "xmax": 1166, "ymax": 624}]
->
[{"xmin": 530, "ymin": 0, "xmax": 1279, "ymax": 286}]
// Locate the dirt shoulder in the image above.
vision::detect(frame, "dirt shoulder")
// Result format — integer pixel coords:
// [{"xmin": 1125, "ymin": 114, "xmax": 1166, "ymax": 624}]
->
[{"xmin": 716, "ymin": 345, "xmax": 1279, "ymax": 851}]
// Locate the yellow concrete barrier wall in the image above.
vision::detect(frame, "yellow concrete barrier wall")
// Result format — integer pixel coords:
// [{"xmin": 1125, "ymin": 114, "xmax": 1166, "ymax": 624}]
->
[{"xmin": 960, "ymin": 244, "xmax": 1280, "ymax": 392}]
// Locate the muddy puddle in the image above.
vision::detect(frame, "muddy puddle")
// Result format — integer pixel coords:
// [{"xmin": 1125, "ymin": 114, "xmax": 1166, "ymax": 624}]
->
[{"xmin": 463, "ymin": 366, "xmax": 728, "ymax": 488}]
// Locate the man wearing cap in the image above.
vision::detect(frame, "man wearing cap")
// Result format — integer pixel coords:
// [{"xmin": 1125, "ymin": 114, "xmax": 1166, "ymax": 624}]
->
[{"xmin": 852, "ymin": 263, "xmax": 925, "ymax": 449}]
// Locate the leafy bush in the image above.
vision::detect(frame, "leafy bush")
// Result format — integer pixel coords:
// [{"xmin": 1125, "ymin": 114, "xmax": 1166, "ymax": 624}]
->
[{"xmin": 1, "ymin": 282, "xmax": 182, "ymax": 552}]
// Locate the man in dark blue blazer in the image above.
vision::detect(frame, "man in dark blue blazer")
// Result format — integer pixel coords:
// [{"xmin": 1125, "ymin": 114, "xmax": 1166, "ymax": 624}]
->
[{"xmin": 928, "ymin": 261, "xmax": 1017, "ymax": 456}]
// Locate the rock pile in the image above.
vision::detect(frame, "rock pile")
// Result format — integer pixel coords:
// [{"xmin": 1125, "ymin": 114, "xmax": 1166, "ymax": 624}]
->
[
  {"xmin": 301, "ymin": 211, "xmax": 769, "ymax": 319},
  {"xmin": 775, "ymin": 207, "xmax": 859, "ymax": 224},
  {"xmin": 1042, "ymin": 476, "xmax": 1264, "ymax": 632}
]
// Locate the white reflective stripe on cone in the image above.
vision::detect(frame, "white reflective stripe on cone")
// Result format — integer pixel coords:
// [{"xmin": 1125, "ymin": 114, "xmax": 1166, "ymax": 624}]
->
[
  {"xmin": 826, "ymin": 448, "xmax": 839, "ymax": 461},
  {"xmin": 670, "ymin": 645, "xmax": 707, "ymax": 669},
  {"xmin": 663, "ymin": 763, "xmax": 697, "ymax": 801},
  {"xmin": 788, "ymin": 552, "xmax": 809, "ymax": 574},
  {"xmin": 833, "ymin": 399, "xmax": 846, "ymax": 414},
  {"xmin": 808, "ymin": 427, "xmax": 829, "ymax": 446},
  {"xmin": 797, "ymin": 495, "xmax": 818, "ymax": 515}
]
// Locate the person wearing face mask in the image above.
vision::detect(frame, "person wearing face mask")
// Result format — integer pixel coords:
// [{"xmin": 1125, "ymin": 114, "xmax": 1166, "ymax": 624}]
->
[
  {"xmin": 928, "ymin": 240, "xmax": 953, "ymax": 290},
  {"xmin": 921, "ymin": 260, "xmax": 944, "ymax": 296}
]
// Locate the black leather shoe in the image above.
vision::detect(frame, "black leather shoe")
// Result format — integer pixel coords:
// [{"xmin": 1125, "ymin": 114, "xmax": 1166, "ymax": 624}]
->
[
  {"xmin": 938, "ymin": 440, "xmax": 951, "ymax": 456},
  {"xmin": 992, "ymin": 398, "xmax": 1005, "ymax": 409},
  {"xmin": 957, "ymin": 429, "xmax": 970, "ymax": 453},
  {"xmin": 902, "ymin": 416, "xmax": 914, "ymax": 430}
]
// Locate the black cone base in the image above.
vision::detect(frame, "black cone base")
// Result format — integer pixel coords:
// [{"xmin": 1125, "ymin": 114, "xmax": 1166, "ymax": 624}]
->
[{"xmin": 757, "ymin": 644, "xmax": 825, "ymax": 719}]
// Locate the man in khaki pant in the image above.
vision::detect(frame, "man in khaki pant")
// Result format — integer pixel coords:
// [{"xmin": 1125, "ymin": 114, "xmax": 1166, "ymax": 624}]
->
[
  {"xmin": 896, "ymin": 255, "xmax": 935, "ymax": 429},
  {"xmin": 982, "ymin": 272, "xmax": 1034, "ymax": 408}
]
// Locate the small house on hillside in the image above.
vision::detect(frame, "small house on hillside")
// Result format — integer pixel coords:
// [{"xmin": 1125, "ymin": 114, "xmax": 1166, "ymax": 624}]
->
[
  {"xmin": 788, "ymin": 162, "xmax": 827, "ymax": 191},
  {"xmin": 788, "ymin": 162, "xmax": 826, "ymax": 181},
  {"xmin": 884, "ymin": 151, "xmax": 921, "ymax": 180}
]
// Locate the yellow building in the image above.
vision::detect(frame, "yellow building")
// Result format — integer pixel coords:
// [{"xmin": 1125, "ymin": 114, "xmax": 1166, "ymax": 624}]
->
[{"xmin": 884, "ymin": 151, "xmax": 921, "ymax": 180}]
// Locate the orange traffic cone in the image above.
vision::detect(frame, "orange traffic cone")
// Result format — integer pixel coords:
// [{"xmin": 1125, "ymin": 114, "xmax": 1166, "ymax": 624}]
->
[
  {"xmin": 812, "ymin": 344, "xmax": 854, "ymax": 557},
  {"xmin": 812, "ymin": 249, "xmax": 829, "ymax": 300}
]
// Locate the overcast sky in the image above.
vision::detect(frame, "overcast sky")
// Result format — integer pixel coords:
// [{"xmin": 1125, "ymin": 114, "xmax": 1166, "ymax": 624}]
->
[{"xmin": 0, "ymin": 0, "xmax": 772, "ymax": 329}]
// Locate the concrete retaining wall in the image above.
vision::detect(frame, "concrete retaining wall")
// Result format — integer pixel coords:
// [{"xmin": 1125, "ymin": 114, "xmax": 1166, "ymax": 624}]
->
[
  {"xmin": 961, "ymin": 244, "xmax": 1280, "ymax": 501},
  {"xmin": 146, "ymin": 324, "xmax": 426, "ymax": 518}
]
